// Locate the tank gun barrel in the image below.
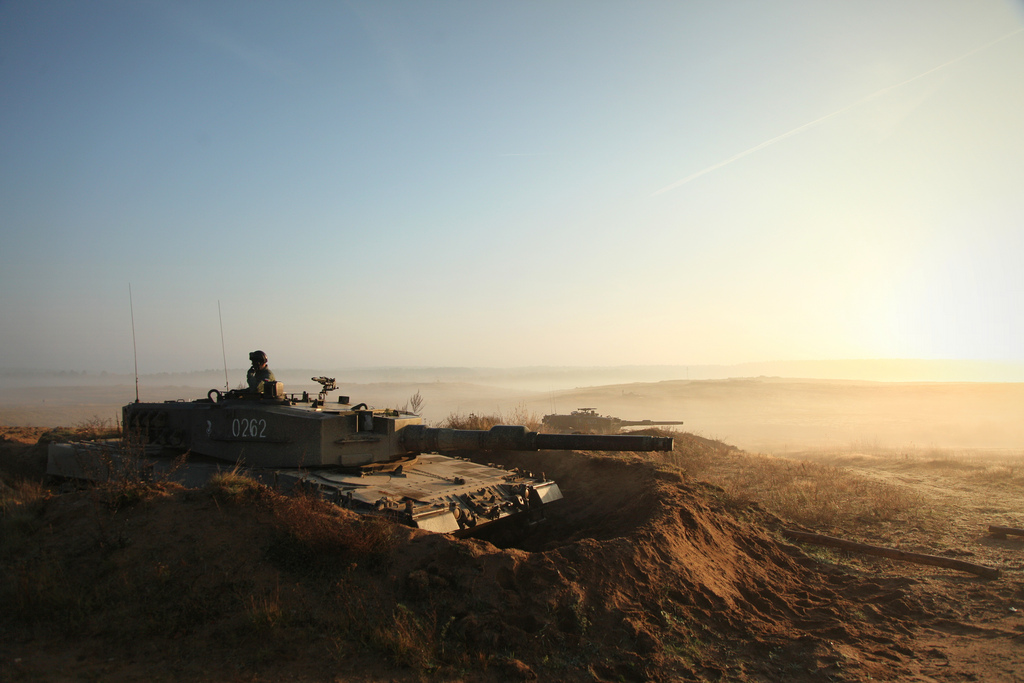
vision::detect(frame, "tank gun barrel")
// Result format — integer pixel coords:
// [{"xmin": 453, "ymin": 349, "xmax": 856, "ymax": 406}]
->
[
  {"xmin": 617, "ymin": 420, "xmax": 686, "ymax": 427},
  {"xmin": 401, "ymin": 425, "xmax": 673, "ymax": 453}
]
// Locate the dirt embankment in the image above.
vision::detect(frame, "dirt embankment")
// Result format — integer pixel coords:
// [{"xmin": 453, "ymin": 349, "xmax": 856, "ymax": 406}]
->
[{"xmin": 1, "ymin": 428, "xmax": 1020, "ymax": 681}]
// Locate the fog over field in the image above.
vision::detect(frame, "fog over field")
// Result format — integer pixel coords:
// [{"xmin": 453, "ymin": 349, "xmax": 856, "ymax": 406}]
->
[{"xmin": 3, "ymin": 361, "xmax": 1022, "ymax": 453}]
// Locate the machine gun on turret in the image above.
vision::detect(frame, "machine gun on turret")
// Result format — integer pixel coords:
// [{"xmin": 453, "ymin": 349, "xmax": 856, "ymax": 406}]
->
[{"xmin": 311, "ymin": 376, "xmax": 337, "ymax": 402}]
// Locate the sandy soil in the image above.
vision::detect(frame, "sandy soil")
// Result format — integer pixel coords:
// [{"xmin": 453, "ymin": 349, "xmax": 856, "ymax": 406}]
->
[{"xmin": 2, "ymin": 423, "xmax": 1023, "ymax": 682}]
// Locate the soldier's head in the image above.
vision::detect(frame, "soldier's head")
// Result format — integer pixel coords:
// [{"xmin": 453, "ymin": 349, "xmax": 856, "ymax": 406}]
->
[{"xmin": 249, "ymin": 350, "xmax": 268, "ymax": 368}]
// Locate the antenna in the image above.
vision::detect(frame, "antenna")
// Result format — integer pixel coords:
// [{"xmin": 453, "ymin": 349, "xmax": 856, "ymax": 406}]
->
[
  {"xmin": 129, "ymin": 283, "xmax": 139, "ymax": 403},
  {"xmin": 218, "ymin": 300, "xmax": 229, "ymax": 392}
]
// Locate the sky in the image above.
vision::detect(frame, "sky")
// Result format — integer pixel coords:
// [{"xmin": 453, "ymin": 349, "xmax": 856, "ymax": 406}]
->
[{"xmin": 2, "ymin": 0, "xmax": 1023, "ymax": 375}]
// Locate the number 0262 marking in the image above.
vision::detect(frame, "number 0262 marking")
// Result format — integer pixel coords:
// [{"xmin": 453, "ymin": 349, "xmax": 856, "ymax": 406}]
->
[{"xmin": 231, "ymin": 418, "xmax": 267, "ymax": 439}]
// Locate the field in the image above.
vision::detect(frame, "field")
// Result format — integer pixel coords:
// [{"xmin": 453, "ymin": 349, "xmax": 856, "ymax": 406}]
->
[
  {"xmin": 2, "ymin": 376, "xmax": 1023, "ymax": 681},
  {"xmin": 679, "ymin": 443, "xmax": 1024, "ymax": 681}
]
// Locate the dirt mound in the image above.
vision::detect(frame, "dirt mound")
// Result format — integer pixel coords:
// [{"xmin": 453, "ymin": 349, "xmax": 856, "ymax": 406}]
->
[
  {"xmin": 471, "ymin": 450, "xmax": 916, "ymax": 679},
  {"xmin": 0, "ymin": 433, "xmax": 961, "ymax": 681}
]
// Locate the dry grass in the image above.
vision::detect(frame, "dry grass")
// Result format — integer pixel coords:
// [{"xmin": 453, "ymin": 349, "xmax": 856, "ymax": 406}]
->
[
  {"xmin": 897, "ymin": 449, "xmax": 1024, "ymax": 487},
  {"xmin": 788, "ymin": 446, "xmax": 1024, "ymax": 489},
  {"xmin": 40, "ymin": 416, "xmax": 121, "ymax": 444},
  {"xmin": 2, "ymin": 551, "xmax": 95, "ymax": 634},
  {"xmin": 438, "ymin": 405, "xmax": 542, "ymax": 431},
  {"xmin": 244, "ymin": 583, "xmax": 288, "ymax": 631},
  {"xmin": 92, "ymin": 436, "xmax": 184, "ymax": 511},
  {"xmin": 207, "ymin": 469, "xmax": 268, "ymax": 503},
  {"xmin": 715, "ymin": 455, "xmax": 925, "ymax": 529},
  {"xmin": 0, "ymin": 428, "xmax": 455, "ymax": 676},
  {"xmin": 0, "ymin": 483, "xmax": 434, "ymax": 671},
  {"xmin": 264, "ymin": 490, "xmax": 401, "ymax": 576},
  {"xmin": 0, "ymin": 427, "xmax": 439, "ymax": 674},
  {"xmin": 367, "ymin": 603, "xmax": 437, "ymax": 670},
  {"xmin": 639, "ymin": 429, "xmax": 737, "ymax": 475},
  {"xmin": 633, "ymin": 435, "xmax": 930, "ymax": 533},
  {"xmin": 965, "ymin": 461, "xmax": 1024, "ymax": 486},
  {"xmin": 0, "ymin": 477, "xmax": 47, "ymax": 516}
]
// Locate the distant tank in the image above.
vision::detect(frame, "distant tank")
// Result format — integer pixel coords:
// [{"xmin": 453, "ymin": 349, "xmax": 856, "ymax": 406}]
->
[
  {"xmin": 48, "ymin": 377, "xmax": 673, "ymax": 536},
  {"xmin": 542, "ymin": 408, "xmax": 685, "ymax": 435}
]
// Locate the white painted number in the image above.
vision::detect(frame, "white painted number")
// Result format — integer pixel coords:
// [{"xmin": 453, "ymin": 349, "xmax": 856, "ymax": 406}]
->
[{"xmin": 231, "ymin": 418, "xmax": 267, "ymax": 439}]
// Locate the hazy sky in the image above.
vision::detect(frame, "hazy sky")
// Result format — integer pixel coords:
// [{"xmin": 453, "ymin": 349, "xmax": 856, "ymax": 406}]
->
[{"xmin": 2, "ymin": 1, "xmax": 1022, "ymax": 374}]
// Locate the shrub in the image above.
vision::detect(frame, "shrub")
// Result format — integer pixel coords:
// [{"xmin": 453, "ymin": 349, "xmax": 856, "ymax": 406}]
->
[
  {"xmin": 207, "ymin": 470, "xmax": 268, "ymax": 503},
  {"xmin": 438, "ymin": 405, "xmax": 541, "ymax": 431}
]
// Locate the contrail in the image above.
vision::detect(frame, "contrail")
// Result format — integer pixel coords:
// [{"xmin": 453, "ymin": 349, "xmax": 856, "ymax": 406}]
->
[{"xmin": 651, "ymin": 27, "xmax": 1024, "ymax": 196}]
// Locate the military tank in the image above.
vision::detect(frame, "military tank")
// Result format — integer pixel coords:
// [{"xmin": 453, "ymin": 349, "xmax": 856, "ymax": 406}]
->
[
  {"xmin": 48, "ymin": 377, "xmax": 673, "ymax": 536},
  {"xmin": 542, "ymin": 408, "xmax": 685, "ymax": 434}
]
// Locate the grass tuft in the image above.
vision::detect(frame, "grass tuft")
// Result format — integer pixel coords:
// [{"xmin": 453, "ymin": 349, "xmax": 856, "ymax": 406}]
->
[
  {"xmin": 265, "ymin": 493, "xmax": 400, "ymax": 575},
  {"xmin": 367, "ymin": 603, "xmax": 436, "ymax": 669},
  {"xmin": 207, "ymin": 470, "xmax": 268, "ymax": 503},
  {"xmin": 92, "ymin": 436, "xmax": 182, "ymax": 511}
]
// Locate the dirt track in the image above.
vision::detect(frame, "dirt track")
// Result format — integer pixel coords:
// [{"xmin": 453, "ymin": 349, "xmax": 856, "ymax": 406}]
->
[{"xmin": 2, "ymin": 427, "xmax": 1023, "ymax": 681}]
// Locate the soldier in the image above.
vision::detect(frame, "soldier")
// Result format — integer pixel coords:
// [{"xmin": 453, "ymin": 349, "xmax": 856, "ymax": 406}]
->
[{"xmin": 246, "ymin": 350, "xmax": 276, "ymax": 393}]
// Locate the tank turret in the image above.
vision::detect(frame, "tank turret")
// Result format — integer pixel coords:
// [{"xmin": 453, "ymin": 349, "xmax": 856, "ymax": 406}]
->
[{"xmin": 542, "ymin": 408, "xmax": 685, "ymax": 434}]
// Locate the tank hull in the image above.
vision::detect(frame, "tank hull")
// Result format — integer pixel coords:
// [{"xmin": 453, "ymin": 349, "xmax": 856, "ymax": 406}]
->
[
  {"xmin": 48, "ymin": 390, "xmax": 672, "ymax": 536},
  {"xmin": 46, "ymin": 438, "xmax": 562, "ymax": 536}
]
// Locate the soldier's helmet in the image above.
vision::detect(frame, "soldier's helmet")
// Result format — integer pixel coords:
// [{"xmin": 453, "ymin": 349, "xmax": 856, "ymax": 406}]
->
[{"xmin": 249, "ymin": 350, "xmax": 268, "ymax": 365}]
